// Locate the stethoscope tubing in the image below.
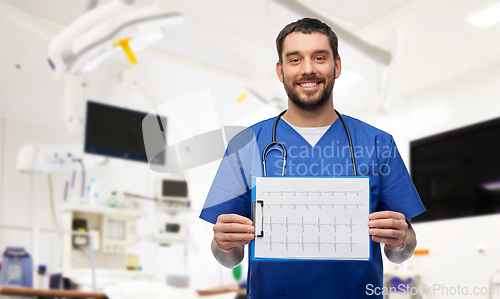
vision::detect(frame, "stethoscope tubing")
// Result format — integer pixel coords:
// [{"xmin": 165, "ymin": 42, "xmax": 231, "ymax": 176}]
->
[{"xmin": 262, "ymin": 109, "xmax": 357, "ymax": 176}]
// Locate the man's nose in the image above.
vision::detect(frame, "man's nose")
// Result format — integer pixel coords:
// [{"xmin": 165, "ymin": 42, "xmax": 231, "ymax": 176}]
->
[{"xmin": 300, "ymin": 59, "xmax": 316, "ymax": 75}]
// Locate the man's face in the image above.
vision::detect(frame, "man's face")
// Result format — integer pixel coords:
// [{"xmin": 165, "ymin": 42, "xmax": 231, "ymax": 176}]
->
[{"xmin": 276, "ymin": 32, "xmax": 341, "ymax": 111}]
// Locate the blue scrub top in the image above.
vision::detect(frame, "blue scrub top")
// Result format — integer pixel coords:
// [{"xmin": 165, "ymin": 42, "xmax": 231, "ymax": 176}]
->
[{"xmin": 200, "ymin": 115, "xmax": 425, "ymax": 299}]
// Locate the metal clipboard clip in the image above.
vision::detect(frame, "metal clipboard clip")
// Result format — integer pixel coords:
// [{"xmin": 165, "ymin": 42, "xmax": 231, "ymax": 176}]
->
[{"xmin": 252, "ymin": 200, "xmax": 264, "ymax": 237}]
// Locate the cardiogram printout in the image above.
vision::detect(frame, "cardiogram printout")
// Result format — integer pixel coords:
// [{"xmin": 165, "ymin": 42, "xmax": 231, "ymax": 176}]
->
[{"xmin": 252, "ymin": 177, "xmax": 371, "ymax": 261}]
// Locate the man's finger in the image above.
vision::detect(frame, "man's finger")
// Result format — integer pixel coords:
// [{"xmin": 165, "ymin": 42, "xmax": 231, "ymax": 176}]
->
[
  {"xmin": 217, "ymin": 214, "xmax": 253, "ymax": 225},
  {"xmin": 218, "ymin": 233, "xmax": 255, "ymax": 242},
  {"xmin": 369, "ymin": 211, "xmax": 405, "ymax": 221},
  {"xmin": 368, "ymin": 228, "xmax": 404, "ymax": 239},
  {"xmin": 368, "ymin": 219, "xmax": 407, "ymax": 230},
  {"xmin": 217, "ymin": 223, "xmax": 255, "ymax": 234}
]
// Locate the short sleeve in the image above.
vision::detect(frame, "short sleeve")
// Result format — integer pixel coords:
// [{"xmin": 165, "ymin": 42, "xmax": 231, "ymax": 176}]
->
[
  {"xmin": 377, "ymin": 138, "xmax": 426, "ymax": 220},
  {"xmin": 199, "ymin": 128, "xmax": 261, "ymax": 224}
]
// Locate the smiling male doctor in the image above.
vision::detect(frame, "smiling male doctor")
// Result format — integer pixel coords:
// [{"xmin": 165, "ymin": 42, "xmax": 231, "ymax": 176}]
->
[{"xmin": 200, "ymin": 18, "xmax": 425, "ymax": 298}]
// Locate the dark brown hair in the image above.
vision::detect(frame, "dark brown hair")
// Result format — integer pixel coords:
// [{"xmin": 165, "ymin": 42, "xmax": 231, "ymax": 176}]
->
[{"xmin": 276, "ymin": 18, "xmax": 338, "ymax": 63}]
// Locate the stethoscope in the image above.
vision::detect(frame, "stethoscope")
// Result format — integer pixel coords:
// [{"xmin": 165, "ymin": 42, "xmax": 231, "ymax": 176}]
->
[{"xmin": 262, "ymin": 109, "xmax": 357, "ymax": 177}]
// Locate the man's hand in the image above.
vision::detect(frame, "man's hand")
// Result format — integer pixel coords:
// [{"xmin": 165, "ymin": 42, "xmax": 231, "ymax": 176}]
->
[
  {"xmin": 367, "ymin": 211, "xmax": 407, "ymax": 249},
  {"xmin": 214, "ymin": 214, "xmax": 255, "ymax": 252}
]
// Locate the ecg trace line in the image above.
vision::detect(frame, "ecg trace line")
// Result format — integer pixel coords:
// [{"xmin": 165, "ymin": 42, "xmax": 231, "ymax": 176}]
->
[
  {"xmin": 266, "ymin": 203, "xmax": 363, "ymax": 210},
  {"xmin": 265, "ymin": 217, "xmax": 357, "ymax": 233},
  {"xmin": 261, "ymin": 191, "xmax": 363, "ymax": 197},
  {"xmin": 261, "ymin": 235, "xmax": 358, "ymax": 252}
]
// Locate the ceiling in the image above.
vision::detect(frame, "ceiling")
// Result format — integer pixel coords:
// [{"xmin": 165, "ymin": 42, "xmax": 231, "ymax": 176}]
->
[{"xmin": 2, "ymin": 0, "xmax": 500, "ymax": 115}]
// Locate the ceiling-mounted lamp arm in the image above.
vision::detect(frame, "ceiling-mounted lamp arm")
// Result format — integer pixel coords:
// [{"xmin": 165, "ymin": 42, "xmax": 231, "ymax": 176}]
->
[
  {"xmin": 274, "ymin": 0, "xmax": 392, "ymax": 66},
  {"xmin": 248, "ymin": 88, "xmax": 286, "ymax": 111}
]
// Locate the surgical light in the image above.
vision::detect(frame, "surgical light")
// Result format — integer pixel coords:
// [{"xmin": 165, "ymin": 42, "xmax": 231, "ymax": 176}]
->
[{"xmin": 48, "ymin": 0, "xmax": 183, "ymax": 78}]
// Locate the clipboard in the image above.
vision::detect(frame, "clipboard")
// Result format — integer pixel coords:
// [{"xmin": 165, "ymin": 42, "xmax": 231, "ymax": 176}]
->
[{"xmin": 251, "ymin": 176, "xmax": 372, "ymax": 262}]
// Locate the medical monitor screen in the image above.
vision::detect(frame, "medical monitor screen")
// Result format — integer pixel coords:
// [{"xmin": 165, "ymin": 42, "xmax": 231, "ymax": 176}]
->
[
  {"xmin": 85, "ymin": 101, "xmax": 165, "ymax": 164},
  {"xmin": 162, "ymin": 180, "xmax": 188, "ymax": 197},
  {"xmin": 166, "ymin": 223, "xmax": 181, "ymax": 233},
  {"xmin": 107, "ymin": 219, "xmax": 125, "ymax": 240},
  {"xmin": 410, "ymin": 116, "xmax": 500, "ymax": 223}
]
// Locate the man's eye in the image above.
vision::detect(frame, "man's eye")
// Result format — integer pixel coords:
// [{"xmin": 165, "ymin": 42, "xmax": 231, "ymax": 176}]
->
[
  {"xmin": 315, "ymin": 57, "xmax": 324, "ymax": 61},
  {"xmin": 291, "ymin": 59, "xmax": 300, "ymax": 63}
]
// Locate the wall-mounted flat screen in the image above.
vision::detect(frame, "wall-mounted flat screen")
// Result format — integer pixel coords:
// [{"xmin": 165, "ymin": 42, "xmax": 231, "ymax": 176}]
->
[
  {"xmin": 410, "ymin": 116, "xmax": 500, "ymax": 222},
  {"xmin": 85, "ymin": 101, "xmax": 165, "ymax": 164}
]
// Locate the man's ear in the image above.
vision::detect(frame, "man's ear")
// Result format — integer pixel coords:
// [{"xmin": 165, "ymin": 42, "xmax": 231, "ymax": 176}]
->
[
  {"xmin": 276, "ymin": 61, "xmax": 284, "ymax": 83},
  {"xmin": 335, "ymin": 56, "xmax": 341, "ymax": 79}
]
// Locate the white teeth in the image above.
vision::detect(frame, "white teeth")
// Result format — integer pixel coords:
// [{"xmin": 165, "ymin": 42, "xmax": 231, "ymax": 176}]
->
[{"xmin": 300, "ymin": 82, "xmax": 318, "ymax": 87}]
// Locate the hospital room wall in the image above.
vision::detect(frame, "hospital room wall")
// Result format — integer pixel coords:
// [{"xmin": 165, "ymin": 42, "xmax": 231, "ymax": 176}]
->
[
  {"xmin": 0, "ymin": 5, "xmax": 73, "ymax": 260},
  {"xmin": 0, "ymin": 14, "xmax": 249, "ymax": 289},
  {"xmin": 353, "ymin": 59, "xmax": 500, "ymax": 295}
]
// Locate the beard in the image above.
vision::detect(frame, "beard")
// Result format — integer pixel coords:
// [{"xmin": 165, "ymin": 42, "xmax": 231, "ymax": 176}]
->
[{"xmin": 283, "ymin": 73, "xmax": 335, "ymax": 111}]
